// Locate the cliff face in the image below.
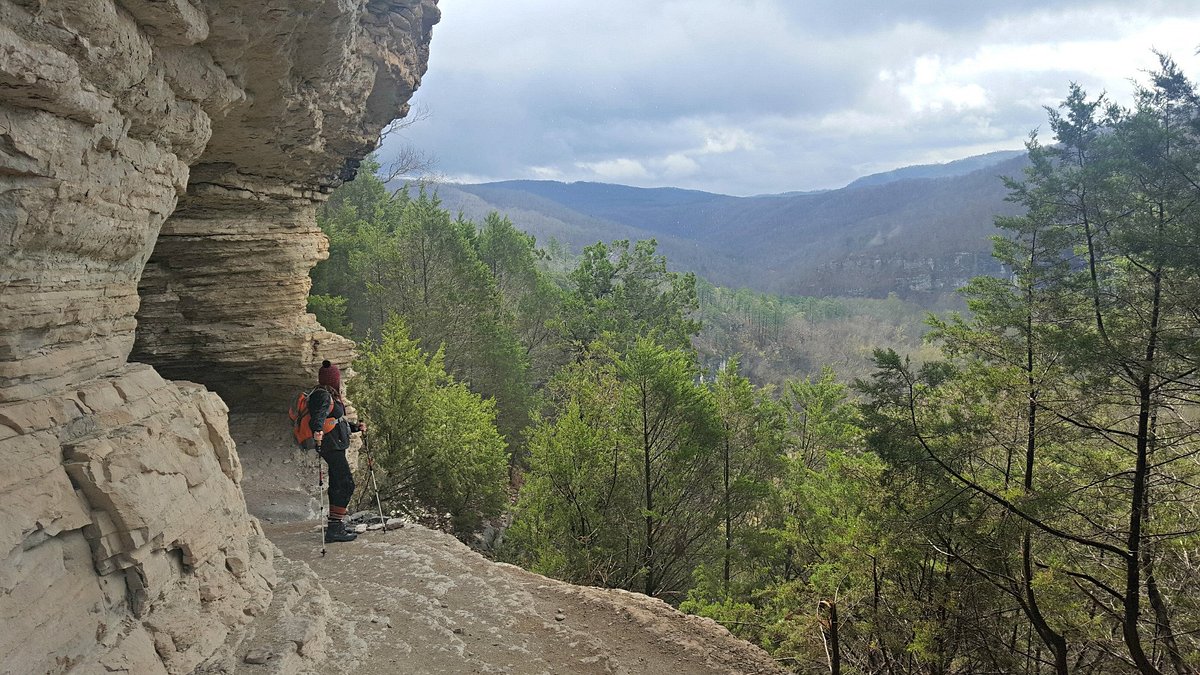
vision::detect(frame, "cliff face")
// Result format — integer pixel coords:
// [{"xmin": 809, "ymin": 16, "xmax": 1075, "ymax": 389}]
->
[
  {"xmin": 132, "ymin": 0, "xmax": 437, "ymax": 410},
  {"xmin": 0, "ymin": 1, "xmax": 436, "ymax": 671}
]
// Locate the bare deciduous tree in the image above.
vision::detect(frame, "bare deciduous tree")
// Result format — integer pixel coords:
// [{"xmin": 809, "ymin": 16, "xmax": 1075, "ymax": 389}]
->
[{"xmin": 378, "ymin": 103, "xmax": 437, "ymax": 184}]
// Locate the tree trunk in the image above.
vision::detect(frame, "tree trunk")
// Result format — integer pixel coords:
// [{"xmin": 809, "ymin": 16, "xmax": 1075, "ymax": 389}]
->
[
  {"xmin": 723, "ymin": 430, "xmax": 731, "ymax": 598},
  {"xmin": 1122, "ymin": 268, "xmax": 1163, "ymax": 675},
  {"xmin": 1020, "ymin": 246, "xmax": 1069, "ymax": 675},
  {"xmin": 642, "ymin": 382, "xmax": 656, "ymax": 597},
  {"xmin": 826, "ymin": 601, "xmax": 841, "ymax": 675}
]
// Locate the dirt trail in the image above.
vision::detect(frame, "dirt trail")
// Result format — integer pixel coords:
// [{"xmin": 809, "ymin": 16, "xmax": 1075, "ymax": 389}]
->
[{"xmin": 229, "ymin": 413, "xmax": 786, "ymax": 675}]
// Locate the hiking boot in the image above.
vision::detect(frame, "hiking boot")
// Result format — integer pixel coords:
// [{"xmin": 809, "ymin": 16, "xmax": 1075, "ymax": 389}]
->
[{"xmin": 324, "ymin": 520, "xmax": 358, "ymax": 543}]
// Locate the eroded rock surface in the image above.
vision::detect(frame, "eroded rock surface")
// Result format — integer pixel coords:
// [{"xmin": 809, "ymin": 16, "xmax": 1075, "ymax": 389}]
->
[
  {"xmin": 0, "ymin": 363, "xmax": 277, "ymax": 674},
  {"xmin": 262, "ymin": 522, "xmax": 788, "ymax": 675},
  {"xmin": 0, "ymin": 0, "xmax": 436, "ymax": 671},
  {"xmin": 232, "ymin": 416, "xmax": 786, "ymax": 675},
  {"xmin": 132, "ymin": 0, "xmax": 437, "ymax": 411}
]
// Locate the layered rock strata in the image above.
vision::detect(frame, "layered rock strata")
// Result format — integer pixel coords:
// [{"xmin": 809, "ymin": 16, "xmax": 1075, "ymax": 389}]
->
[
  {"xmin": 132, "ymin": 0, "xmax": 436, "ymax": 411},
  {"xmin": 0, "ymin": 0, "xmax": 436, "ymax": 671},
  {"xmin": 134, "ymin": 169, "xmax": 356, "ymax": 410}
]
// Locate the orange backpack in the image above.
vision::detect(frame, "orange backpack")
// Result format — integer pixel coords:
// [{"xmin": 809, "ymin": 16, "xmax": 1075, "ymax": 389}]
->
[{"xmin": 289, "ymin": 389, "xmax": 337, "ymax": 449}]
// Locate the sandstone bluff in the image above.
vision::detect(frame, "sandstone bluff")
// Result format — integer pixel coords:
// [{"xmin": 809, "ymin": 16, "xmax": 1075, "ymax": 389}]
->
[{"xmin": 0, "ymin": 1, "xmax": 784, "ymax": 672}]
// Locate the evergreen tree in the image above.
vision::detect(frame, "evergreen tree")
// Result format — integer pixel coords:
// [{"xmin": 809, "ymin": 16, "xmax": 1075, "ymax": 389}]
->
[
  {"xmin": 559, "ymin": 239, "xmax": 700, "ymax": 356},
  {"xmin": 503, "ymin": 344, "xmax": 637, "ymax": 586},
  {"xmin": 311, "ymin": 170, "xmax": 541, "ymax": 448},
  {"xmin": 475, "ymin": 212, "xmax": 566, "ymax": 389},
  {"xmin": 709, "ymin": 357, "xmax": 786, "ymax": 597},
  {"xmin": 505, "ymin": 338, "xmax": 721, "ymax": 599},
  {"xmin": 859, "ymin": 58, "xmax": 1200, "ymax": 673},
  {"xmin": 350, "ymin": 317, "xmax": 508, "ymax": 532}
]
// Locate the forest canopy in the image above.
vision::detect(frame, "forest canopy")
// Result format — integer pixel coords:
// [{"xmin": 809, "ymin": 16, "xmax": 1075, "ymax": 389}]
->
[{"xmin": 311, "ymin": 57, "xmax": 1200, "ymax": 674}]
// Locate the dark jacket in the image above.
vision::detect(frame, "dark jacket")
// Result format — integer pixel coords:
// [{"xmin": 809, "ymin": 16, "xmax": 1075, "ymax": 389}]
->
[{"xmin": 307, "ymin": 386, "xmax": 361, "ymax": 452}]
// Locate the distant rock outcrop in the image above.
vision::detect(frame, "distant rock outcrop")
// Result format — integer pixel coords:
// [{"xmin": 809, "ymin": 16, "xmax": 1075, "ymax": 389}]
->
[{"xmin": 0, "ymin": 0, "xmax": 436, "ymax": 671}]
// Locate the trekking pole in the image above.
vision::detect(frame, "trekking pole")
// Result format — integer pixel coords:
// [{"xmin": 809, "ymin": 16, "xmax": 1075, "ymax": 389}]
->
[
  {"xmin": 317, "ymin": 451, "xmax": 327, "ymax": 557},
  {"xmin": 363, "ymin": 432, "xmax": 387, "ymax": 530}
]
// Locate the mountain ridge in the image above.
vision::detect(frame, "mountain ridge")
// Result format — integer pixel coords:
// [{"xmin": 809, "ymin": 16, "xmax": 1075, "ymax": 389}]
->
[
  {"xmin": 845, "ymin": 149, "xmax": 1027, "ymax": 188},
  {"xmin": 423, "ymin": 150, "xmax": 1030, "ymax": 304}
]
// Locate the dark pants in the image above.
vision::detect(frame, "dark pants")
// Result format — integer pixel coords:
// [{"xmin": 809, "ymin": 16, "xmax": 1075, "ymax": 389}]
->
[{"xmin": 320, "ymin": 448, "xmax": 356, "ymax": 509}]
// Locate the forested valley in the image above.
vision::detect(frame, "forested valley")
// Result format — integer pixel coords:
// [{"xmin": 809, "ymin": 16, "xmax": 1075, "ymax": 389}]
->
[{"xmin": 309, "ymin": 62, "xmax": 1200, "ymax": 674}]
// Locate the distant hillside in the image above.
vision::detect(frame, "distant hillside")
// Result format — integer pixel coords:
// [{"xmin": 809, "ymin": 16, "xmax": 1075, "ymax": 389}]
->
[
  {"xmin": 429, "ymin": 182, "xmax": 729, "ymax": 278},
  {"xmin": 421, "ymin": 151, "xmax": 1030, "ymax": 305},
  {"xmin": 845, "ymin": 150, "xmax": 1027, "ymax": 188}
]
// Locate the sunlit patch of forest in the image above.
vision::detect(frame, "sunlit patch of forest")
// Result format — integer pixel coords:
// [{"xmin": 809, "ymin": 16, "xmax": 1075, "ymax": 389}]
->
[
  {"xmin": 310, "ymin": 59, "xmax": 1200, "ymax": 674},
  {"xmin": 694, "ymin": 282, "xmax": 940, "ymax": 385}
]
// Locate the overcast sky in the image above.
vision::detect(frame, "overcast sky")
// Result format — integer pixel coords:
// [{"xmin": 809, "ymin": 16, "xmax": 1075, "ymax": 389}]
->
[{"xmin": 381, "ymin": 0, "xmax": 1200, "ymax": 196}]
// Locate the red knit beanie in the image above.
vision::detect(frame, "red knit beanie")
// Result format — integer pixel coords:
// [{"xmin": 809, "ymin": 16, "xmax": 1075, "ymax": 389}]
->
[{"xmin": 318, "ymin": 360, "xmax": 341, "ymax": 391}]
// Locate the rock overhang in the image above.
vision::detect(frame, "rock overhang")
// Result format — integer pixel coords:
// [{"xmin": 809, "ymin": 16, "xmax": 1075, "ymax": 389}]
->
[{"xmin": 0, "ymin": 0, "xmax": 436, "ymax": 670}]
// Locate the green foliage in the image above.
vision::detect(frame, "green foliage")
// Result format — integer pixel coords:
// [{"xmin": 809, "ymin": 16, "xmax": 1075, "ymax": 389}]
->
[
  {"xmin": 476, "ymin": 212, "xmax": 566, "ymax": 389},
  {"xmin": 695, "ymin": 281, "xmax": 939, "ymax": 385},
  {"xmin": 350, "ymin": 317, "xmax": 508, "ymax": 532},
  {"xmin": 709, "ymin": 357, "xmax": 786, "ymax": 597},
  {"xmin": 504, "ymin": 337, "xmax": 724, "ymax": 598},
  {"xmin": 307, "ymin": 294, "xmax": 352, "ymax": 337},
  {"xmin": 311, "ymin": 62, "xmax": 1200, "ymax": 675},
  {"xmin": 312, "ymin": 165, "xmax": 558, "ymax": 451},
  {"xmin": 376, "ymin": 192, "xmax": 533, "ymax": 444},
  {"xmin": 619, "ymin": 338, "xmax": 722, "ymax": 596},
  {"xmin": 783, "ymin": 367, "xmax": 862, "ymax": 467},
  {"xmin": 559, "ymin": 239, "xmax": 700, "ymax": 356},
  {"xmin": 417, "ymin": 375, "xmax": 510, "ymax": 531},
  {"xmin": 311, "ymin": 156, "xmax": 406, "ymax": 323},
  {"xmin": 504, "ymin": 394, "xmax": 636, "ymax": 585},
  {"xmin": 767, "ymin": 451, "xmax": 892, "ymax": 670}
]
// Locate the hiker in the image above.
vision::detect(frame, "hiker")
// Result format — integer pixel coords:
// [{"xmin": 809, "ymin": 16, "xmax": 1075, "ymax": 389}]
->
[{"xmin": 309, "ymin": 360, "xmax": 367, "ymax": 543}]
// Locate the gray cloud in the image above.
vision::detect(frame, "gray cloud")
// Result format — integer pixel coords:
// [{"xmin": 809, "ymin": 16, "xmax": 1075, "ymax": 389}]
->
[
  {"xmin": 766, "ymin": 0, "xmax": 1198, "ymax": 33},
  {"xmin": 381, "ymin": 0, "xmax": 1200, "ymax": 195}
]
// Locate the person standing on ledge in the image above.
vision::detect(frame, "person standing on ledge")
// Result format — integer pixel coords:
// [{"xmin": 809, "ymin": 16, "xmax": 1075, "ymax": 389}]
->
[{"xmin": 309, "ymin": 360, "xmax": 366, "ymax": 543}]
